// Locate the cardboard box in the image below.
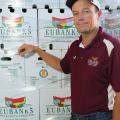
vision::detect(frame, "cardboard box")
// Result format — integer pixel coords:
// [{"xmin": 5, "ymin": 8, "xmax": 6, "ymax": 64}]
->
[
  {"xmin": 0, "ymin": 0, "xmax": 35, "ymax": 8},
  {"xmin": 0, "ymin": 89, "xmax": 39, "ymax": 120},
  {"xmin": 100, "ymin": 10, "xmax": 120, "ymax": 39},
  {"xmin": 0, "ymin": 0, "xmax": 60, "ymax": 9},
  {"xmin": 40, "ymin": 116, "xmax": 71, "ymax": 120},
  {"xmin": 100, "ymin": 0, "xmax": 120, "ymax": 9},
  {"xmin": 39, "ymin": 88, "xmax": 71, "ymax": 118},
  {"xmin": 38, "ymin": 9, "xmax": 79, "ymax": 50},
  {"xmin": 25, "ymin": 51, "xmax": 62, "ymax": 88},
  {"xmin": 59, "ymin": 0, "xmax": 68, "ymax": 9},
  {"xmin": 36, "ymin": 0, "xmax": 60, "ymax": 9},
  {"xmin": 0, "ymin": 8, "xmax": 38, "ymax": 50},
  {"xmin": 0, "ymin": 50, "xmax": 25, "ymax": 89}
]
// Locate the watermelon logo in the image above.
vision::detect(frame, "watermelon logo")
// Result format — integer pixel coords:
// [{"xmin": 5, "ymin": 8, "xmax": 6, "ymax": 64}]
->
[
  {"xmin": 53, "ymin": 96, "xmax": 71, "ymax": 107},
  {"xmin": 2, "ymin": 16, "xmax": 24, "ymax": 27},
  {"xmin": 52, "ymin": 17, "xmax": 73, "ymax": 29},
  {"xmin": 5, "ymin": 97, "xmax": 26, "ymax": 108},
  {"xmin": 104, "ymin": 17, "xmax": 120, "ymax": 29}
]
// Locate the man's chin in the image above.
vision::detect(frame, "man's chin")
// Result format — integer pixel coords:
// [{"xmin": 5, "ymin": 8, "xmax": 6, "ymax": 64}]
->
[{"xmin": 78, "ymin": 30, "xmax": 90, "ymax": 34}]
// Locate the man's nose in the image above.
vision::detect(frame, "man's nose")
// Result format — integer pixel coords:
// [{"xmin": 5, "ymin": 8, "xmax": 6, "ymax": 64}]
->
[
  {"xmin": 78, "ymin": 17, "xmax": 84, "ymax": 21},
  {"xmin": 77, "ymin": 12, "xmax": 85, "ymax": 21}
]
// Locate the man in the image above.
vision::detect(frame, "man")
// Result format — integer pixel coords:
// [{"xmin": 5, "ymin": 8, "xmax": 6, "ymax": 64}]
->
[{"xmin": 18, "ymin": 0, "xmax": 120, "ymax": 120}]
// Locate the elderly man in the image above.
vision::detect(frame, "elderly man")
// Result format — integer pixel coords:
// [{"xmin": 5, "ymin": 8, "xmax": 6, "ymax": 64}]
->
[{"xmin": 18, "ymin": 0, "xmax": 120, "ymax": 120}]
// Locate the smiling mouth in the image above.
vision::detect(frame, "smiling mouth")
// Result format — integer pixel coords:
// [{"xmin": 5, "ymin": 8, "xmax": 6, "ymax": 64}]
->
[
  {"xmin": 77, "ymin": 22, "xmax": 88, "ymax": 25},
  {"xmin": 77, "ymin": 24, "xmax": 86, "ymax": 26}
]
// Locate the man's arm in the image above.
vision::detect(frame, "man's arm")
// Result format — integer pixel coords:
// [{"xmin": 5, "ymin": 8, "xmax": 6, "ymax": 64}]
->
[
  {"xmin": 18, "ymin": 44, "xmax": 63, "ymax": 72},
  {"xmin": 112, "ymin": 92, "xmax": 120, "ymax": 120}
]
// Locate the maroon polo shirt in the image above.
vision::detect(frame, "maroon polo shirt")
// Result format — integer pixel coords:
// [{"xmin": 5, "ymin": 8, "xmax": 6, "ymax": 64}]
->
[{"xmin": 60, "ymin": 27, "xmax": 120, "ymax": 114}]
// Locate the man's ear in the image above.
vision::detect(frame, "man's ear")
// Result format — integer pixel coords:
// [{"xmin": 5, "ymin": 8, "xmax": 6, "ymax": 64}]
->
[
  {"xmin": 98, "ymin": 10, "xmax": 102, "ymax": 17},
  {"xmin": 97, "ymin": 10, "xmax": 102, "ymax": 20}
]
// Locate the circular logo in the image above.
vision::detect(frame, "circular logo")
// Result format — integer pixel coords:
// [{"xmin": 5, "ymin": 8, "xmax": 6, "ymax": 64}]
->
[{"xmin": 39, "ymin": 68, "xmax": 48, "ymax": 78}]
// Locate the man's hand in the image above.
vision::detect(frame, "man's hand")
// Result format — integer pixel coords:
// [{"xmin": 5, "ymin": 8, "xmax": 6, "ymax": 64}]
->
[
  {"xmin": 18, "ymin": 44, "xmax": 37, "ymax": 56},
  {"xmin": 18, "ymin": 43, "xmax": 63, "ymax": 72}
]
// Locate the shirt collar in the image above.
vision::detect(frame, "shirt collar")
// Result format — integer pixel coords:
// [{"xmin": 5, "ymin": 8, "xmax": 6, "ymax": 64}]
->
[
  {"xmin": 79, "ymin": 42, "xmax": 85, "ymax": 48},
  {"xmin": 78, "ymin": 27, "xmax": 103, "ymax": 49}
]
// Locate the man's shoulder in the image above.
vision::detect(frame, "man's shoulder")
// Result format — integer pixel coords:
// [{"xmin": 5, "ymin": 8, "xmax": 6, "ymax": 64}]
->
[
  {"xmin": 101, "ymin": 30, "xmax": 120, "ymax": 48},
  {"xmin": 69, "ymin": 39, "xmax": 80, "ymax": 48}
]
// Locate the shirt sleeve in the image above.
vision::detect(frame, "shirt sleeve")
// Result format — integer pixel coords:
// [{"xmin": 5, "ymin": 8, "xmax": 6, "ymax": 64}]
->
[
  {"xmin": 110, "ymin": 46, "xmax": 120, "ymax": 92},
  {"xmin": 60, "ymin": 48, "xmax": 71, "ymax": 74}
]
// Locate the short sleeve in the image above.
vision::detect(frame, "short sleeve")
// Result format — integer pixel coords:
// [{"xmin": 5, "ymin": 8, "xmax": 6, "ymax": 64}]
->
[
  {"xmin": 60, "ymin": 48, "xmax": 71, "ymax": 74},
  {"xmin": 110, "ymin": 47, "xmax": 120, "ymax": 92}
]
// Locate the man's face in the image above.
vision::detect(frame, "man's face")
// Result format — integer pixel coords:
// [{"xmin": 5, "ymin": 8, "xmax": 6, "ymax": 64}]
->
[{"xmin": 72, "ymin": 0, "xmax": 101, "ymax": 34}]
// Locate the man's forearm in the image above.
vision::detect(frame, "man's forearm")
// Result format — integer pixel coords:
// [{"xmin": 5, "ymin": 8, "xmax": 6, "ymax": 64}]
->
[
  {"xmin": 34, "ymin": 46, "xmax": 63, "ymax": 72},
  {"xmin": 112, "ymin": 94, "xmax": 120, "ymax": 120}
]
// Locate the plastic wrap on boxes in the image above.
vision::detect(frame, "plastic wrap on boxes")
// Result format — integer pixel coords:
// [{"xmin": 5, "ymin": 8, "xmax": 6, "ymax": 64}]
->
[
  {"xmin": 100, "ymin": 10, "xmax": 120, "ymax": 39},
  {"xmin": 39, "ymin": 88, "xmax": 71, "ymax": 119},
  {"xmin": 38, "ymin": 9, "xmax": 79, "ymax": 50},
  {"xmin": 0, "ymin": 49, "xmax": 25, "ymax": 89},
  {"xmin": 0, "ymin": 0, "xmax": 60, "ymax": 9},
  {"xmin": 0, "ymin": 8, "xmax": 38, "ymax": 50},
  {"xmin": 0, "ymin": 89, "xmax": 39, "ymax": 120},
  {"xmin": 25, "ymin": 52, "xmax": 62, "ymax": 88}
]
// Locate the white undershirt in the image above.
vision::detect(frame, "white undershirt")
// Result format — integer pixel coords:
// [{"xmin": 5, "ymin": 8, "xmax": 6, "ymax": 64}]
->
[{"xmin": 79, "ymin": 42, "xmax": 85, "ymax": 48}]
